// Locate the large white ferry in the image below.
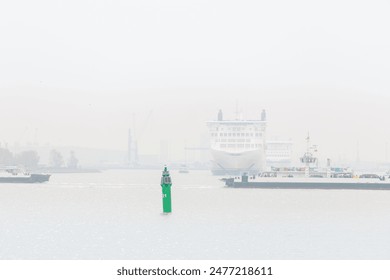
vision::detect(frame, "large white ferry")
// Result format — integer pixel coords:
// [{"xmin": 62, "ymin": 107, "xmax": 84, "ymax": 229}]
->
[{"xmin": 207, "ymin": 110, "xmax": 267, "ymax": 175}]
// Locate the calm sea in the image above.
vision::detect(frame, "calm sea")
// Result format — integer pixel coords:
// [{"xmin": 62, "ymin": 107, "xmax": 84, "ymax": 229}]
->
[{"xmin": 1, "ymin": 170, "xmax": 390, "ymax": 259}]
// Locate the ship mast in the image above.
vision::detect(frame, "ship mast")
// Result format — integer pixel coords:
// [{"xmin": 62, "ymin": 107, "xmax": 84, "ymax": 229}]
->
[
  {"xmin": 235, "ymin": 100, "xmax": 239, "ymax": 120},
  {"xmin": 300, "ymin": 134, "xmax": 318, "ymax": 177}
]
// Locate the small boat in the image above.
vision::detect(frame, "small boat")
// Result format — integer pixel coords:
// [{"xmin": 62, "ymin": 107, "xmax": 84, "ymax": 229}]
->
[
  {"xmin": 0, "ymin": 167, "xmax": 51, "ymax": 183},
  {"xmin": 178, "ymin": 164, "xmax": 189, "ymax": 174}
]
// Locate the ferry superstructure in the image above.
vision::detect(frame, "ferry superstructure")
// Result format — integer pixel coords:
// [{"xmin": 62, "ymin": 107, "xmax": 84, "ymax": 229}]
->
[
  {"xmin": 266, "ymin": 139, "xmax": 293, "ymax": 167},
  {"xmin": 207, "ymin": 110, "xmax": 267, "ymax": 175}
]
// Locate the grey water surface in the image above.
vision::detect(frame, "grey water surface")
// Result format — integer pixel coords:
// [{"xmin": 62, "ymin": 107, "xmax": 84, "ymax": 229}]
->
[{"xmin": 1, "ymin": 170, "xmax": 390, "ymax": 260}]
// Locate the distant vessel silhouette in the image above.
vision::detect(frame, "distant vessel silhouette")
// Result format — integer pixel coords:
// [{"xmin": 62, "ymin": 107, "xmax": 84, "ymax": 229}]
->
[
  {"xmin": 0, "ymin": 167, "xmax": 50, "ymax": 183},
  {"xmin": 178, "ymin": 164, "xmax": 189, "ymax": 174}
]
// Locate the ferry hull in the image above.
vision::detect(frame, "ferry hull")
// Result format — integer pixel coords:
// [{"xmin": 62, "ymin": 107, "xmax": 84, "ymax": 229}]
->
[
  {"xmin": 224, "ymin": 178, "xmax": 390, "ymax": 190},
  {"xmin": 210, "ymin": 148, "xmax": 265, "ymax": 175}
]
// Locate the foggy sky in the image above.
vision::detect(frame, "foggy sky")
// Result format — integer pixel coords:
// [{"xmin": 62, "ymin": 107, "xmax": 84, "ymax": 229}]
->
[{"xmin": 1, "ymin": 1, "xmax": 390, "ymax": 163}]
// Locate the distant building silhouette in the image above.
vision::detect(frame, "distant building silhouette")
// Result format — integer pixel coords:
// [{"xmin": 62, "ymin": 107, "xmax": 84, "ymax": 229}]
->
[{"xmin": 127, "ymin": 129, "xmax": 139, "ymax": 167}]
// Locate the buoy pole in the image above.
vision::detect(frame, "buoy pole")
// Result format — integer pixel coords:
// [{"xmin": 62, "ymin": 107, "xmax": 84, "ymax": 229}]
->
[{"xmin": 161, "ymin": 166, "xmax": 172, "ymax": 213}]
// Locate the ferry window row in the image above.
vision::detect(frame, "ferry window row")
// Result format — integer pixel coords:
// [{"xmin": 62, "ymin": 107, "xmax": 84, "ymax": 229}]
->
[
  {"xmin": 210, "ymin": 133, "xmax": 262, "ymax": 137},
  {"xmin": 213, "ymin": 127, "xmax": 264, "ymax": 132},
  {"xmin": 220, "ymin": 144, "xmax": 261, "ymax": 149},
  {"xmin": 227, "ymin": 127, "xmax": 262, "ymax": 131},
  {"xmin": 215, "ymin": 139, "xmax": 253, "ymax": 143}
]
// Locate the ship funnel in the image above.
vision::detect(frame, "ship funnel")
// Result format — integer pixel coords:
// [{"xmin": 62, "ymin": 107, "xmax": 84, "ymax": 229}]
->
[
  {"xmin": 261, "ymin": 110, "xmax": 267, "ymax": 121},
  {"xmin": 218, "ymin": 110, "xmax": 223, "ymax": 121}
]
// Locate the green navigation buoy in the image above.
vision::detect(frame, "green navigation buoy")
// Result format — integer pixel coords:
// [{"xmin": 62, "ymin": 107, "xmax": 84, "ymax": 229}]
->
[{"xmin": 161, "ymin": 166, "xmax": 172, "ymax": 213}]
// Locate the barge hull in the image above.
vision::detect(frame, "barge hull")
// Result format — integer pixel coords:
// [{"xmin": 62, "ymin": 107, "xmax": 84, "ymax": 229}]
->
[
  {"xmin": 227, "ymin": 181, "xmax": 390, "ymax": 190},
  {"xmin": 0, "ymin": 174, "xmax": 51, "ymax": 183}
]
